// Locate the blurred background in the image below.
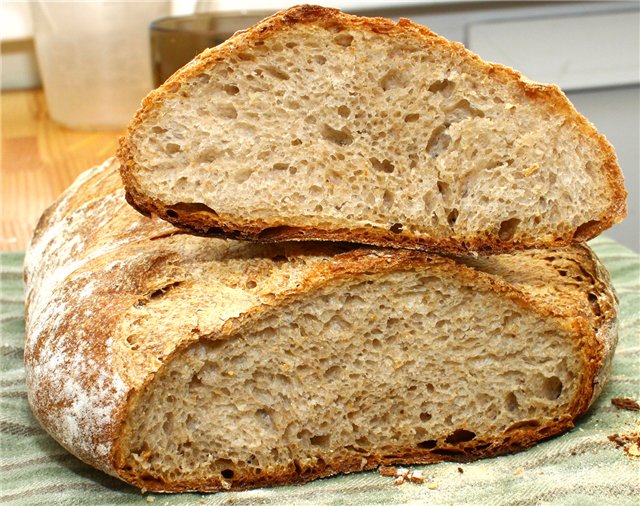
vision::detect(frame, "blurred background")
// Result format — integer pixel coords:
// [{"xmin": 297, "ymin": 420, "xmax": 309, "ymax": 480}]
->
[{"xmin": 1, "ymin": 0, "xmax": 638, "ymax": 251}]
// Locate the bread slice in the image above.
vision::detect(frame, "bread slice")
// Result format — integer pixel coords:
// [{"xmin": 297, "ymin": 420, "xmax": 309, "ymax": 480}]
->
[
  {"xmin": 118, "ymin": 5, "xmax": 626, "ymax": 254},
  {"xmin": 25, "ymin": 158, "xmax": 617, "ymax": 492}
]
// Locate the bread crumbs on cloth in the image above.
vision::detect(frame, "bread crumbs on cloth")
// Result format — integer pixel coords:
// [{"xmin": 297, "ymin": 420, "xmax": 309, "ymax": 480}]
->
[
  {"xmin": 608, "ymin": 432, "xmax": 640, "ymax": 458},
  {"xmin": 379, "ymin": 466, "xmax": 425, "ymax": 484},
  {"xmin": 611, "ymin": 397, "xmax": 640, "ymax": 411}
]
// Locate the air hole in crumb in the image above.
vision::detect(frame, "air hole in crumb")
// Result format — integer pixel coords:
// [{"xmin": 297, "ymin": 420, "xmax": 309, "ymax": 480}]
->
[
  {"xmin": 506, "ymin": 392, "xmax": 519, "ymax": 412},
  {"xmin": 338, "ymin": 105, "xmax": 351, "ymax": 118},
  {"xmin": 498, "ymin": 218, "xmax": 521, "ymax": 241},
  {"xmin": 152, "ymin": 126, "xmax": 167, "ymax": 134},
  {"xmin": 221, "ymin": 469, "xmax": 234, "ymax": 479},
  {"xmin": 445, "ymin": 429, "xmax": 476, "ymax": 444},
  {"xmin": 506, "ymin": 419, "xmax": 541, "ymax": 432},
  {"xmin": 426, "ymin": 383, "xmax": 435, "ymax": 392},
  {"xmin": 234, "ymin": 168, "xmax": 253, "ymax": 183},
  {"xmin": 447, "ymin": 209, "xmax": 459, "ymax": 227},
  {"xmin": 314, "ymin": 55, "xmax": 327, "ymax": 65},
  {"xmin": 383, "ymin": 190, "xmax": 394, "ymax": 208},
  {"xmin": 262, "ymin": 65, "xmax": 290, "ymax": 80},
  {"xmin": 237, "ymin": 52, "xmax": 256, "ymax": 61},
  {"xmin": 558, "ymin": 269, "xmax": 567, "ymax": 277},
  {"xmin": 196, "ymin": 146, "xmax": 220, "ymax": 163},
  {"xmin": 273, "ymin": 163, "xmax": 289, "ymax": 170},
  {"xmin": 390, "ymin": 223, "xmax": 403, "ymax": 234},
  {"xmin": 289, "ymin": 166, "xmax": 298, "ymax": 175},
  {"xmin": 223, "ymin": 84, "xmax": 239, "ymax": 95},
  {"xmin": 369, "ymin": 157, "xmax": 395, "ymax": 173},
  {"xmin": 420, "ymin": 412, "xmax": 432, "ymax": 422},
  {"xmin": 285, "ymin": 42, "xmax": 298, "ymax": 48},
  {"xmin": 437, "ymin": 180, "xmax": 449, "ymax": 195},
  {"xmin": 310, "ymin": 434, "xmax": 331, "ymax": 447},
  {"xmin": 574, "ymin": 220, "xmax": 601, "ymax": 240},
  {"xmin": 426, "ymin": 125, "xmax": 451, "ymax": 158},
  {"xmin": 321, "ymin": 124, "xmax": 353, "ymax": 146},
  {"xmin": 428, "ymin": 79, "xmax": 454, "ymax": 95},
  {"xmin": 165, "ymin": 143, "xmax": 181, "ymax": 154},
  {"xmin": 166, "ymin": 210, "xmax": 178, "ymax": 218},
  {"xmin": 542, "ymin": 376, "xmax": 563, "ymax": 400},
  {"xmin": 291, "ymin": 138, "xmax": 302, "ymax": 146},
  {"xmin": 417, "ymin": 440, "xmax": 437, "ymax": 449},
  {"xmin": 216, "ymin": 103, "xmax": 237, "ymax": 119},
  {"xmin": 379, "ymin": 69, "xmax": 406, "ymax": 91},
  {"xmin": 404, "ymin": 113, "xmax": 420, "ymax": 122},
  {"xmin": 324, "ymin": 365, "xmax": 341, "ymax": 379},
  {"xmin": 246, "ymin": 280, "xmax": 257, "ymax": 289},
  {"xmin": 334, "ymin": 33, "xmax": 354, "ymax": 46},
  {"xmin": 445, "ymin": 99, "xmax": 485, "ymax": 122}
]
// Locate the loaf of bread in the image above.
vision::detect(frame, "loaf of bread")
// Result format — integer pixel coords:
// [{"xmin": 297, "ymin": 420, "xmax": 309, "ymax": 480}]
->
[
  {"xmin": 118, "ymin": 5, "xmax": 626, "ymax": 254},
  {"xmin": 25, "ymin": 158, "xmax": 617, "ymax": 492}
]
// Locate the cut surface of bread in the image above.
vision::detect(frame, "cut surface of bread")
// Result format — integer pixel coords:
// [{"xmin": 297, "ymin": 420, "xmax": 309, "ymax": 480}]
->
[
  {"xmin": 118, "ymin": 5, "xmax": 626, "ymax": 254},
  {"xmin": 25, "ymin": 159, "xmax": 617, "ymax": 492}
]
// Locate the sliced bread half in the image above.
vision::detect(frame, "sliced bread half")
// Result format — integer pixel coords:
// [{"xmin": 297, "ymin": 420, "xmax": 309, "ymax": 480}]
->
[
  {"xmin": 118, "ymin": 5, "xmax": 626, "ymax": 254},
  {"xmin": 25, "ymin": 158, "xmax": 617, "ymax": 492}
]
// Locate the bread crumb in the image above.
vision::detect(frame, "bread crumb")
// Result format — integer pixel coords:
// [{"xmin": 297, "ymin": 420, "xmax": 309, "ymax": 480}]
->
[
  {"xmin": 514, "ymin": 467, "xmax": 524, "ymax": 477},
  {"xmin": 382, "ymin": 466, "xmax": 424, "ymax": 485},
  {"xmin": 146, "ymin": 497, "xmax": 155, "ymax": 503},
  {"xmin": 407, "ymin": 470, "xmax": 424, "ymax": 484},
  {"xmin": 611, "ymin": 397, "xmax": 640, "ymax": 411},
  {"xmin": 608, "ymin": 431, "xmax": 640, "ymax": 458},
  {"xmin": 523, "ymin": 164, "xmax": 539, "ymax": 176},
  {"xmin": 427, "ymin": 482, "xmax": 438, "ymax": 490},
  {"xmin": 220, "ymin": 479, "xmax": 232, "ymax": 490},
  {"xmin": 628, "ymin": 443, "xmax": 640, "ymax": 457},
  {"xmin": 457, "ymin": 467, "xmax": 464, "ymax": 474}
]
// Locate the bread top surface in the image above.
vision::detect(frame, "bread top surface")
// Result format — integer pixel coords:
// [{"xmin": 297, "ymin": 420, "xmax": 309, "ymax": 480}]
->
[
  {"xmin": 118, "ymin": 4, "xmax": 626, "ymax": 253},
  {"xmin": 25, "ymin": 158, "xmax": 617, "ymax": 479}
]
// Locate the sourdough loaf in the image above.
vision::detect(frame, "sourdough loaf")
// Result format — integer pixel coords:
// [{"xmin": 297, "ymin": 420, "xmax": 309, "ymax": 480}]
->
[
  {"xmin": 25, "ymin": 159, "xmax": 617, "ymax": 492},
  {"xmin": 118, "ymin": 5, "xmax": 626, "ymax": 254}
]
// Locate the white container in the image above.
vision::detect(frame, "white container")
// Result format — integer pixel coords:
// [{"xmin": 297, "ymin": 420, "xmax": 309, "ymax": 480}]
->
[{"xmin": 31, "ymin": 1, "xmax": 170, "ymax": 130}]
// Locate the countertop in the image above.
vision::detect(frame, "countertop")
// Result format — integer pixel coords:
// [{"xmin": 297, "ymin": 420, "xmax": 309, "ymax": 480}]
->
[{"xmin": 1, "ymin": 89, "xmax": 124, "ymax": 251}]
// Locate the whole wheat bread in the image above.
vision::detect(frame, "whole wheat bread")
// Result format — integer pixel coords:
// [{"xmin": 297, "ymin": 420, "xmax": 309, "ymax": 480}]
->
[
  {"xmin": 119, "ymin": 5, "xmax": 626, "ymax": 254},
  {"xmin": 25, "ymin": 158, "xmax": 617, "ymax": 492}
]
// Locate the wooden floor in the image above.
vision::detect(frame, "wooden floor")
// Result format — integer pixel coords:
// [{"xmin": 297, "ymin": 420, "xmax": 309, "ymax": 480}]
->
[{"xmin": 2, "ymin": 89, "xmax": 125, "ymax": 251}]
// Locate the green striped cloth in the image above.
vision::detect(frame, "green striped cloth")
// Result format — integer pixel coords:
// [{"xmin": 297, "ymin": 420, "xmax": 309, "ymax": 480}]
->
[{"xmin": 2, "ymin": 236, "xmax": 638, "ymax": 505}]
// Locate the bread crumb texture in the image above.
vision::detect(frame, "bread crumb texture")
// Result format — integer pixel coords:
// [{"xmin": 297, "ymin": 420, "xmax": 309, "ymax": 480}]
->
[
  {"xmin": 120, "ymin": 5, "xmax": 626, "ymax": 252},
  {"xmin": 24, "ymin": 158, "xmax": 617, "ymax": 492}
]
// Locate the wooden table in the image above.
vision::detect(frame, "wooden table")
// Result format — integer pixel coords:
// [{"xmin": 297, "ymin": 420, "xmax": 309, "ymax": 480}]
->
[{"xmin": 1, "ymin": 89, "xmax": 125, "ymax": 251}]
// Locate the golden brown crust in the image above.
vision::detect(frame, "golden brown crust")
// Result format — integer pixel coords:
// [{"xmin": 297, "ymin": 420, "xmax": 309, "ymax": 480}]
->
[
  {"xmin": 117, "ymin": 4, "xmax": 627, "ymax": 254},
  {"xmin": 26, "ymin": 159, "xmax": 618, "ymax": 493}
]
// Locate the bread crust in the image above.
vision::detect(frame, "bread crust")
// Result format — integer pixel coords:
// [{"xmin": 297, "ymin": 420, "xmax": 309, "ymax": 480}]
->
[
  {"xmin": 118, "ymin": 4, "xmax": 627, "ymax": 254},
  {"xmin": 25, "ymin": 159, "xmax": 618, "ymax": 492}
]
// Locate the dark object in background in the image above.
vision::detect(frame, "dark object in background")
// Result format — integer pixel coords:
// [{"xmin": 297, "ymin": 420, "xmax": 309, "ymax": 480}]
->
[{"xmin": 150, "ymin": 11, "xmax": 272, "ymax": 87}]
